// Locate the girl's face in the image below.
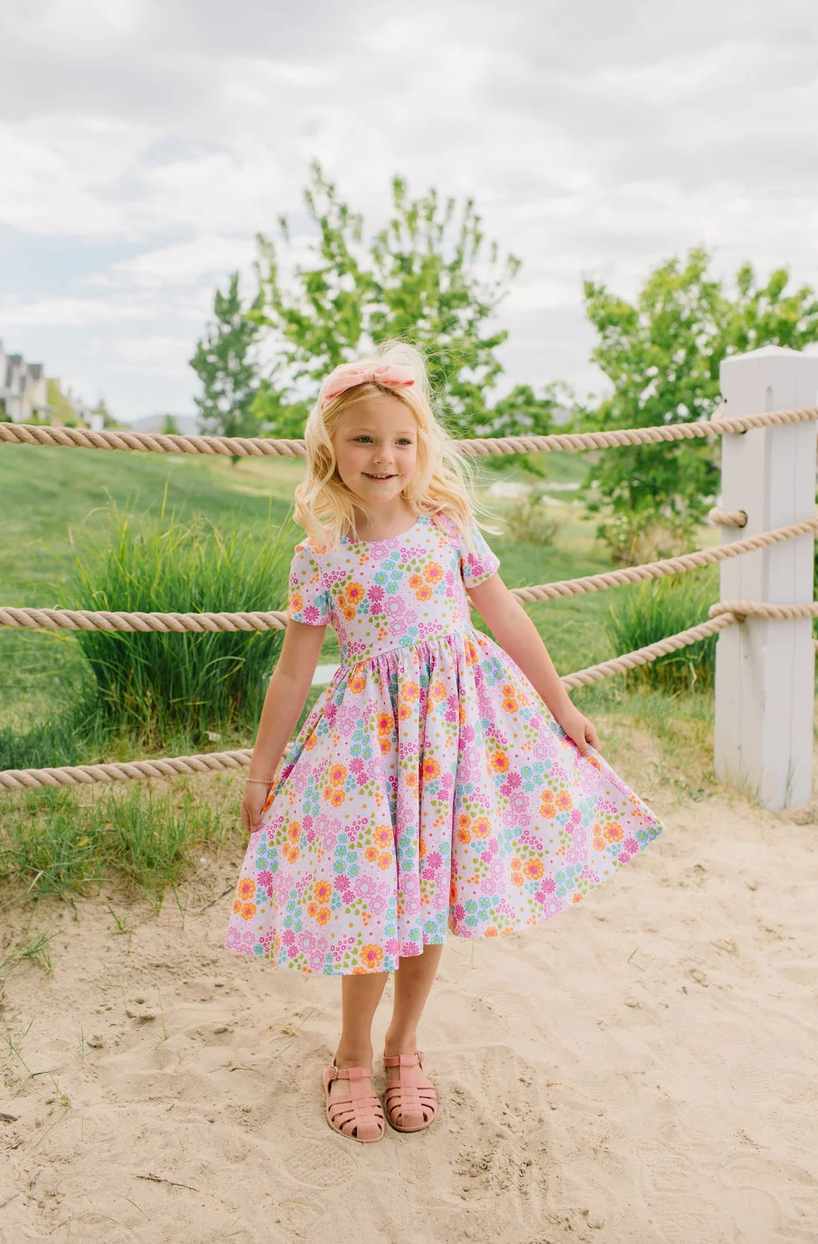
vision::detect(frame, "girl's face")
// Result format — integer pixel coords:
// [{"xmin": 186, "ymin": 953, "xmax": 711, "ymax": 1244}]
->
[{"xmin": 332, "ymin": 394, "xmax": 418, "ymax": 507}]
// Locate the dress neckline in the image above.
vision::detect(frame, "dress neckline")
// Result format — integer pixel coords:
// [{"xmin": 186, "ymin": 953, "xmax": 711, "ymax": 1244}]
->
[{"xmin": 343, "ymin": 514, "xmax": 426, "ymax": 547}]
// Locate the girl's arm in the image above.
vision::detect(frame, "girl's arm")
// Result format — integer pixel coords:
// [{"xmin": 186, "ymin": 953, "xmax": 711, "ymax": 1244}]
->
[
  {"xmin": 467, "ymin": 574, "xmax": 600, "ymax": 756},
  {"xmin": 241, "ymin": 619, "xmax": 327, "ymax": 832}
]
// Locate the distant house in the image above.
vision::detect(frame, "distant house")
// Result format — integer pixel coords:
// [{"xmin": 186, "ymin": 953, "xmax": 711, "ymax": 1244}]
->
[{"xmin": 0, "ymin": 340, "xmax": 51, "ymax": 422}]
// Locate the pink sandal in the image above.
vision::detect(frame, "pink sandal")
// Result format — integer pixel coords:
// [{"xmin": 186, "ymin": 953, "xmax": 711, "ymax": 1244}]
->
[
  {"xmin": 322, "ymin": 1063, "xmax": 385, "ymax": 1144},
  {"xmin": 383, "ymin": 1051, "xmax": 438, "ymax": 1133}
]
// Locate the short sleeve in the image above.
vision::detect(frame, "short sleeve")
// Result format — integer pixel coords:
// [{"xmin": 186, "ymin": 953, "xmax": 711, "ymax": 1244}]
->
[
  {"xmin": 460, "ymin": 522, "xmax": 500, "ymax": 589},
  {"xmin": 287, "ymin": 544, "xmax": 331, "ymax": 626}
]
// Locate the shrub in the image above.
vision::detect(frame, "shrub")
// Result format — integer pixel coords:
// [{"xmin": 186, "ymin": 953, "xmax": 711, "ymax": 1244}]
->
[
  {"xmin": 604, "ymin": 569, "xmax": 718, "ymax": 693},
  {"xmin": 71, "ymin": 508, "xmax": 293, "ymax": 742},
  {"xmin": 504, "ymin": 489, "xmax": 562, "ymax": 545}
]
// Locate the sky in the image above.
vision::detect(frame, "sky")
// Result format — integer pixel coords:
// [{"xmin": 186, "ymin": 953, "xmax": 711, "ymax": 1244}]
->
[{"xmin": 1, "ymin": 0, "xmax": 817, "ymax": 422}]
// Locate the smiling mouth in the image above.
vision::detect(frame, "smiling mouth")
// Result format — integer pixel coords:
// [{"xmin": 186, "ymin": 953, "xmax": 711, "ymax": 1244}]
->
[{"xmin": 363, "ymin": 473, "xmax": 397, "ymax": 480}]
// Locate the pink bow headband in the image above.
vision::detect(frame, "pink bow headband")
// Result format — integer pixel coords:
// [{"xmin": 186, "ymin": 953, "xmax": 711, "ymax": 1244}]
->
[{"xmin": 319, "ymin": 362, "xmax": 415, "ymax": 410}]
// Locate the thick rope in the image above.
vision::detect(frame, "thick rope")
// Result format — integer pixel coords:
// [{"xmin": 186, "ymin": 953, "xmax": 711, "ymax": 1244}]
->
[
  {"xmin": 708, "ymin": 506, "xmax": 747, "ymax": 528},
  {"xmin": 0, "ymin": 606, "xmax": 288, "ymax": 633},
  {"xmin": 3, "ymin": 516, "xmax": 816, "ymax": 633},
  {"xmin": 559, "ymin": 613, "xmax": 738, "ymax": 690},
  {"xmin": 709, "ymin": 600, "xmax": 818, "ymax": 621},
  {"xmin": 1, "ymin": 405, "xmax": 816, "ymax": 459},
  {"xmin": 0, "ymin": 749, "xmax": 252, "ymax": 791}
]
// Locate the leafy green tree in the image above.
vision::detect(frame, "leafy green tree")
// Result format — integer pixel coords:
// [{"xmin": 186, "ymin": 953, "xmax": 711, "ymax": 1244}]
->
[
  {"xmin": 190, "ymin": 273, "xmax": 262, "ymax": 440},
  {"xmin": 251, "ymin": 163, "xmax": 522, "ymax": 436},
  {"xmin": 580, "ymin": 248, "xmax": 818, "ymax": 563}
]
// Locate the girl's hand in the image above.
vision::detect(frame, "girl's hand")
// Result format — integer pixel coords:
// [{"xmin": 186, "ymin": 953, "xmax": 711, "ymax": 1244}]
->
[
  {"xmin": 553, "ymin": 703, "xmax": 600, "ymax": 757},
  {"xmin": 241, "ymin": 782, "xmax": 272, "ymax": 835}
]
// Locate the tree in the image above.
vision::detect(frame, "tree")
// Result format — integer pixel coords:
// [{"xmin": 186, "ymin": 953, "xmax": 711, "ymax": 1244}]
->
[
  {"xmin": 251, "ymin": 164, "xmax": 524, "ymax": 437},
  {"xmin": 190, "ymin": 273, "xmax": 262, "ymax": 440},
  {"xmin": 580, "ymin": 249, "xmax": 818, "ymax": 563}
]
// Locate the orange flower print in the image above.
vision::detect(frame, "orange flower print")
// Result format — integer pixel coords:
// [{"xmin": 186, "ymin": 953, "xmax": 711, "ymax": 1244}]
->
[
  {"xmin": 485, "ymin": 927, "xmax": 498, "ymax": 937},
  {"xmin": 408, "ymin": 573, "xmax": 424, "ymax": 589},
  {"xmin": 305, "ymin": 733, "xmax": 317, "ymax": 750},
  {"xmin": 415, "ymin": 583, "xmax": 433, "ymax": 601},
  {"xmin": 502, "ymin": 696, "xmax": 518, "ymax": 712},
  {"xmin": 401, "ymin": 680, "xmax": 419, "ymax": 702},
  {"xmin": 346, "ymin": 582, "xmax": 365, "ymax": 605},
  {"xmin": 398, "ymin": 702, "xmax": 412, "ymax": 720},
  {"xmin": 342, "ymin": 606, "xmax": 356, "ymax": 621},
  {"xmin": 232, "ymin": 898, "xmax": 242, "ymax": 914},
  {"xmin": 418, "ymin": 838, "xmax": 427, "ymax": 859},
  {"xmin": 349, "ymin": 673, "xmax": 366, "ymax": 694},
  {"xmin": 360, "ymin": 944, "xmax": 384, "ymax": 970},
  {"xmin": 472, "ymin": 817, "xmax": 491, "ymax": 839},
  {"xmin": 377, "ymin": 711, "xmax": 393, "ymax": 733},
  {"xmin": 430, "ymin": 681, "xmax": 446, "ymax": 703},
  {"xmin": 288, "ymin": 590, "xmax": 304, "ymax": 613},
  {"xmin": 237, "ymin": 877, "xmax": 256, "ymax": 901},
  {"xmin": 457, "ymin": 826, "xmax": 472, "ymax": 844},
  {"xmin": 329, "ymin": 789, "xmax": 345, "ymax": 807},
  {"xmin": 377, "ymin": 852, "xmax": 392, "ymax": 870},
  {"xmin": 572, "ymin": 893, "xmax": 583, "ymax": 904},
  {"xmin": 373, "ymin": 825, "xmax": 392, "ymax": 849},
  {"xmin": 240, "ymin": 901, "xmax": 256, "ymax": 921},
  {"xmin": 329, "ymin": 763, "xmax": 347, "ymax": 786},
  {"xmin": 307, "ymin": 901, "xmax": 319, "ymax": 918},
  {"xmin": 593, "ymin": 836, "xmax": 606, "ymax": 852},
  {"xmin": 464, "ymin": 639, "xmax": 478, "ymax": 666},
  {"xmin": 501, "ymin": 684, "xmax": 516, "ymax": 699},
  {"xmin": 314, "ymin": 880, "xmax": 333, "ymax": 904},
  {"xmin": 604, "ymin": 822, "xmax": 623, "ymax": 843},
  {"xmin": 458, "ymin": 812, "xmax": 471, "ymax": 829},
  {"xmin": 316, "ymin": 907, "xmax": 331, "ymax": 925},
  {"xmin": 364, "ymin": 846, "xmax": 379, "ymax": 863},
  {"xmin": 282, "ymin": 844, "xmax": 300, "ymax": 863},
  {"xmin": 423, "ymin": 561, "xmax": 443, "ymax": 585},
  {"xmin": 379, "ymin": 737, "xmax": 392, "ymax": 755},
  {"xmin": 422, "ymin": 757, "xmax": 441, "ymax": 780},
  {"xmin": 491, "ymin": 752, "xmax": 509, "ymax": 773},
  {"xmin": 524, "ymin": 858, "xmax": 544, "ymax": 881},
  {"xmin": 405, "ymin": 770, "xmax": 418, "ymax": 789},
  {"xmin": 555, "ymin": 791, "xmax": 573, "ymax": 812},
  {"xmin": 287, "ymin": 821, "xmax": 301, "ymax": 842}
]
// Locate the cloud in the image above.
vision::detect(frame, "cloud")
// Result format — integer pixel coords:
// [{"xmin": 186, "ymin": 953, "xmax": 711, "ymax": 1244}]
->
[{"xmin": 0, "ymin": 0, "xmax": 817, "ymax": 419}]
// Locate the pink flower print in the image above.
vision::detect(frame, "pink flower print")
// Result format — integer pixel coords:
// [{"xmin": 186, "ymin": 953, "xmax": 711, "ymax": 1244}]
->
[
  {"xmin": 461, "ymin": 725, "xmax": 476, "ymax": 743},
  {"xmin": 425, "ymin": 851, "xmax": 444, "ymax": 872},
  {"xmin": 505, "ymin": 772, "xmax": 522, "ymax": 790},
  {"xmin": 539, "ymin": 878, "xmax": 557, "ymax": 896},
  {"xmin": 623, "ymin": 837, "xmax": 638, "ymax": 853},
  {"xmin": 453, "ymin": 903, "xmax": 466, "ymax": 923},
  {"xmin": 257, "ymin": 870, "xmax": 273, "ymax": 896}
]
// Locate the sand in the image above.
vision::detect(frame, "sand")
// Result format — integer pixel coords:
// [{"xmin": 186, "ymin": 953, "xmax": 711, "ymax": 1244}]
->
[{"xmin": 1, "ymin": 750, "xmax": 817, "ymax": 1244}]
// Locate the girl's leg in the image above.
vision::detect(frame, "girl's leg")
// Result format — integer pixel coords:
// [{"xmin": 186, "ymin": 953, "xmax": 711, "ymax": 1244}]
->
[
  {"xmin": 383, "ymin": 943, "xmax": 444, "ymax": 1059},
  {"xmin": 329, "ymin": 971, "xmax": 389, "ymax": 1100}
]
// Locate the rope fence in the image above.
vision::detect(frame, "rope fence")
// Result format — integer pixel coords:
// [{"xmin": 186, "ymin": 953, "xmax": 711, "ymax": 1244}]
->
[
  {"xmin": 2, "ymin": 397, "xmax": 816, "ymax": 794},
  {"xmin": 1, "ymin": 404, "xmax": 817, "ymax": 460}
]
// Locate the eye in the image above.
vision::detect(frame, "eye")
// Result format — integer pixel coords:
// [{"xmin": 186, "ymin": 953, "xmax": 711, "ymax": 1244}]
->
[
  {"xmin": 353, "ymin": 436, "xmax": 373, "ymax": 443},
  {"xmin": 396, "ymin": 438, "xmax": 413, "ymax": 446}
]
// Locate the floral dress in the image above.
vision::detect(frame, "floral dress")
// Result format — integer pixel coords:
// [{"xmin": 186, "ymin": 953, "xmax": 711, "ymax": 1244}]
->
[{"xmin": 225, "ymin": 512, "xmax": 663, "ymax": 975}]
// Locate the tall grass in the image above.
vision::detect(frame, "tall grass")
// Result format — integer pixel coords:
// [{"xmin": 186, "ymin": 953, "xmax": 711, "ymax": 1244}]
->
[
  {"xmin": 0, "ymin": 783, "xmax": 236, "ymax": 906},
  {"xmin": 605, "ymin": 569, "xmax": 719, "ymax": 693},
  {"xmin": 71, "ymin": 506, "xmax": 293, "ymax": 743}
]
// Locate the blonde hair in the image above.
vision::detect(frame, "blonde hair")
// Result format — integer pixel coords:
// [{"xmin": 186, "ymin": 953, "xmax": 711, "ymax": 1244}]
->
[{"xmin": 294, "ymin": 341, "xmax": 481, "ymax": 549}]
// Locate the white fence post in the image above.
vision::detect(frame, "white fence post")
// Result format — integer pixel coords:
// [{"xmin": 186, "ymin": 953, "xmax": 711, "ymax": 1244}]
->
[{"xmin": 714, "ymin": 346, "xmax": 818, "ymax": 810}]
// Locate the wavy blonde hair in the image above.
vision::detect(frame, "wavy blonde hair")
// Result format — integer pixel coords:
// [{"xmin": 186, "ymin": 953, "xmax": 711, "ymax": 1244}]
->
[{"xmin": 294, "ymin": 341, "xmax": 482, "ymax": 549}]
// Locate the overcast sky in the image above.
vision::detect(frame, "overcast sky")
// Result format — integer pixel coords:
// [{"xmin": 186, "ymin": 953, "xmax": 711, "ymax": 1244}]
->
[{"xmin": 1, "ymin": 0, "xmax": 817, "ymax": 421}]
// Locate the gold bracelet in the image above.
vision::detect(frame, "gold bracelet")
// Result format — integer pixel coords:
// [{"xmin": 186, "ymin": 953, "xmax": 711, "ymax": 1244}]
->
[{"xmin": 246, "ymin": 776, "xmax": 276, "ymax": 785}]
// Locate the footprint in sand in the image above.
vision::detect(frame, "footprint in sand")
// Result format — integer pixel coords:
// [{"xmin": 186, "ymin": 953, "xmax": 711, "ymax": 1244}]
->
[{"xmin": 282, "ymin": 1137, "xmax": 358, "ymax": 1188}]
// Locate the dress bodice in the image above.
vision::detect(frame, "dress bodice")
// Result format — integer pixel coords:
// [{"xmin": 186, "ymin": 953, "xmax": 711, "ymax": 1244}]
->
[{"xmin": 286, "ymin": 512, "xmax": 500, "ymax": 665}]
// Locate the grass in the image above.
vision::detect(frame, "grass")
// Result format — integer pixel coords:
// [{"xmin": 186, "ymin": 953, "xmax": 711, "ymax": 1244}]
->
[
  {"xmin": 605, "ymin": 568, "xmax": 719, "ymax": 693},
  {"xmin": 0, "ymin": 779, "xmax": 238, "ymax": 906},
  {"xmin": 71, "ymin": 504, "xmax": 292, "ymax": 743}
]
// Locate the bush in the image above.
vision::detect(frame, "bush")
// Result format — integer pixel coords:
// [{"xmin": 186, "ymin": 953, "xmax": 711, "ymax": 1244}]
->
[
  {"xmin": 72, "ymin": 508, "xmax": 293, "ymax": 742},
  {"xmin": 504, "ymin": 489, "xmax": 562, "ymax": 545},
  {"xmin": 605, "ymin": 569, "xmax": 718, "ymax": 693}
]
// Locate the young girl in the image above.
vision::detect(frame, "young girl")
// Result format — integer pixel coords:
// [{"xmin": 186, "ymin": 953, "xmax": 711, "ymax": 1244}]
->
[{"xmin": 225, "ymin": 342, "xmax": 663, "ymax": 1144}]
